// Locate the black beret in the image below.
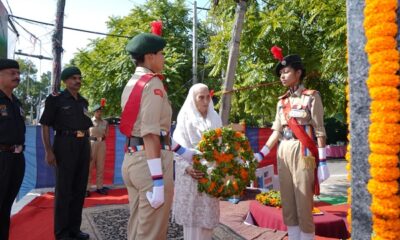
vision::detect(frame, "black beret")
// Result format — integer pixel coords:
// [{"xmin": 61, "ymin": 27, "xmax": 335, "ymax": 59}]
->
[
  {"xmin": 0, "ymin": 59, "xmax": 19, "ymax": 71},
  {"xmin": 275, "ymin": 54, "xmax": 304, "ymax": 76},
  {"xmin": 126, "ymin": 33, "xmax": 166, "ymax": 56},
  {"xmin": 61, "ymin": 66, "xmax": 81, "ymax": 81}
]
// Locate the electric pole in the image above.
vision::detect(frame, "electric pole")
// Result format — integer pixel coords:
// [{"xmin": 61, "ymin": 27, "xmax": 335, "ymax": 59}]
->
[
  {"xmin": 51, "ymin": 0, "xmax": 65, "ymax": 93},
  {"xmin": 219, "ymin": 0, "xmax": 247, "ymax": 125},
  {"xmin": 192, "ymin": 0, "xmax": 198, "ymax": 84}
]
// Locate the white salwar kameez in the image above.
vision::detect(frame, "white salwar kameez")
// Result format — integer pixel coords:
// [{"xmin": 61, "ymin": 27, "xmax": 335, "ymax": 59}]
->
[{"xmin": 172, "ymin": 83, "xmax": 222, "ymax": 240}]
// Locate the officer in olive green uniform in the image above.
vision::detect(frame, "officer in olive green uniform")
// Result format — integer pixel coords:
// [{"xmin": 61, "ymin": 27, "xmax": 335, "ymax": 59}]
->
[
  {"xmin": 0, "ymin": 59, "xmax": 25, "ymax": 240},
  {"xmin": 255, "ymin": 55, "xmax": 327, "ymax": 240},
  {"xmin": 40, "ymin": 67, "xmax": 92, "ymax": 240},
  {"xmin": 87, "ymin": 104, "xmax": 109, "ymax": 196}
]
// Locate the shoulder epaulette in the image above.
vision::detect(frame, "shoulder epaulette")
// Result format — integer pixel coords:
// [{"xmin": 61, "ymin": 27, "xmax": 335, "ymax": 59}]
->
[
  {"xmin": 51, "ymin": 91, "xmax": 61, "ymax": 97},
  {"xmin": 278, "ymin": 91, "xmax": 290, "ymax": 99},
  {"xmin": 302, "ymin": 89, "xmax": 317, "ymax": 96}
]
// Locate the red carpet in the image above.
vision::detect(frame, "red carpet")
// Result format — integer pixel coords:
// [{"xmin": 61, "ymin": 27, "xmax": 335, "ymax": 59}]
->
[{"xmin": 10, "ymin": 188, "xmax": 129, "ymax": 240}]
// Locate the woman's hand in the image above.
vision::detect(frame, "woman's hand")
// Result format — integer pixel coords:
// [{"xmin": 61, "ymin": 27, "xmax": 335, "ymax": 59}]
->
[{"xmin": 185, "ymin": 166, "xmax": 204, "ymax": 180}]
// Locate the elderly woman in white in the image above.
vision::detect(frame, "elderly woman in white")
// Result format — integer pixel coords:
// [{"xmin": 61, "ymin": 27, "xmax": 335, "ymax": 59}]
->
[{"xmin": 172, "ymin": 83, "xmax": 222, "ymax": 240}]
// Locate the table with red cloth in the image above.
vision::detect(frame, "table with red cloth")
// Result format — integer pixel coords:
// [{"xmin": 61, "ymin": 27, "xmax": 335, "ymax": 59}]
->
[
  {"xmin": 326, "ymin": 145, "xmax": 347, "ymax": 158},
  {"xmin": 249, "ymin": 200, "xmax": 350, "ymax": 239}
]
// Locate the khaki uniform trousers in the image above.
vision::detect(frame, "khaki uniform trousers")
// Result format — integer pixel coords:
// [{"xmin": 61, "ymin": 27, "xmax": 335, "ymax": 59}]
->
[
  {"xmin": 87, "ymin": 141, "xmax": 106, "ymax": 190},
  {"xmin": 122, "ymin": 150, "xmax": 174, "ymax": 240},
  {"xmin": 277, "ymin": 139, "xmax": 315, "ymax": 233}
]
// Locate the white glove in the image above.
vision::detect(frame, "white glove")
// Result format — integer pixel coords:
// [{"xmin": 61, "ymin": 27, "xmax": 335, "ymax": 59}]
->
[
  {"xmin": 317, "ymin": 147, "xmax": 330, "ymax": 183},
  {"xmin": 146, "ymin": 158, "xmax": 164, "ymax": 209},
  {"xmin": 146, "ymin": 185, "xmax": 164, "ymax": 209},
  {"xmin": 254, "ymin": 145, "xmax": 270, "ymax": 162},
  {"xmin": 171, "ymin": 138, "xmax": 200, "ymax": 162}
]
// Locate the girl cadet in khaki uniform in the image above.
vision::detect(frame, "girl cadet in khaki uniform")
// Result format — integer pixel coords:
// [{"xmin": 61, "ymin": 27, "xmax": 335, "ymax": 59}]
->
[
  {"xmin": 254, "ymin": 48, "xmax": 329, "ymax": 240},
  {"xmin": 86, "ymin": 102, "xmax": 109, "ymax": 197},
  {"xmin": 119, "ymin": 22, "xmax": 196, "ymax": 240}
]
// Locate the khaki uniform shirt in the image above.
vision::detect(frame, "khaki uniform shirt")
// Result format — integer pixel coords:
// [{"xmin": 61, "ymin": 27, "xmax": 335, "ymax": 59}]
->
[
  {"xmin": 90, "ymin": 117, "xmax": 108, "ymax": 138},
  {"xmin": 271, "ymin": 84, "xmax": 326, "ymax": 137},
  {"xmin": 121, "ymin": 67, "xmax": 172, "ymax": 137}
]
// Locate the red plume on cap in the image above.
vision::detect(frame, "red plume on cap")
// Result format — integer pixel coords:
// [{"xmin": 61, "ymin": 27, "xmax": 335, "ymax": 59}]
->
[
  {"xmin": 151, "ymin": 21, "xmax": 163, "ymax": 36},
  {"xmin": 100, "ymin": 98, "xmax": 106, "ymax": 107},
  {"xmin": 271, "ymin": 45, "xmax": 284, "ymax": 62}
]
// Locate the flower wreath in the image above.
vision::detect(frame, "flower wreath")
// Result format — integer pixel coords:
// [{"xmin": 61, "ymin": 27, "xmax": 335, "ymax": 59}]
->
[{"xmin": 193, "ymin": 127, "xmax": 257, "ymax": 198}]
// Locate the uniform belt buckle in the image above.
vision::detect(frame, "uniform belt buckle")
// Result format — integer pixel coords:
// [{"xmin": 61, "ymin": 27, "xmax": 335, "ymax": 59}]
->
[
  {"xmin": 13, "ymin": 145, "xmax": 23, "ymax": 153},
  {"xmin": 283, "ymin": 130, "xmax": 294, "ymax": 140},
  {"xmin": 76, "ymin": 131, "xmax": 85, "ymax": 138}
]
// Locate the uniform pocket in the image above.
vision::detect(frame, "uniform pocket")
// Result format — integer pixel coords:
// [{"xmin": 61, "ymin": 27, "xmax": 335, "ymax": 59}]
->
[{"xmin": 61, "ymin": 106, "xmax": 73, "ymax": 115}]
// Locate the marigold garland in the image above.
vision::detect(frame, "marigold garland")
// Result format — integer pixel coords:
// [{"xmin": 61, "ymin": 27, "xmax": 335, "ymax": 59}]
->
[
  {"xmin": 193, "ymin": 127, "xmax": 257, "ymax": 198},
  {"xmin": 345, "ymin": 78, "xmax": 352, "ymax": 233},
  {"xmin": 363, "ymin": 0, "xmax": 400, "ymax": 238}
]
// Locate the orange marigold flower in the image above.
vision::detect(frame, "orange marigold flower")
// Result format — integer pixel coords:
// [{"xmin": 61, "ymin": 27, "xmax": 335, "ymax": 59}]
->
[
  {"xmin": 370, "ymin": 167, "xmax": 400, "ymax": 182},
  {"xmin": 364, "ymin": 0, "xmax": 397, "ymax": 17},
  {"xmin": 369, "ymin": 123, "xmax": 400, "ymax": 144},
  {"xmin": 370, "ymin": 143, "xmax": 400, "ymax": 155},
  {"xmin": 367, "ymin": 179, "xmax": 399, "ymax": 198},
  {"xmin": 369, "ymin": 153, "xmax": 399, "ymax": 168},
  {"xmin": 371, "ymin": 100, "xmax": 400, "ymax": 112},
  {"xmin": 370, "ymin": 111, "xmax": 400, "ymax": 123},
  {"xmin": 364, "ymin": 11, "xmax": 396, "ymax": 29},
  {"xmin": 215, "ymin": 128, "xmax": 222, "ymax": 137},
  {"xmin": 369, "ymin": 62, "xmax": 399, "ymax": 75},
  {"xmin": 365, "ymin": 37, "xmax": 396, "ymax": 53},
  {"xmin": 365, "ymin": 23, "xmax": 398, "ymax": 39},
  {"xmin": 366, "ymin": 74, "xmax": 400, "ymax": 87},
  {"xmin": 198, "ymin": 178, "xmax": 208, "ymax": 184}
]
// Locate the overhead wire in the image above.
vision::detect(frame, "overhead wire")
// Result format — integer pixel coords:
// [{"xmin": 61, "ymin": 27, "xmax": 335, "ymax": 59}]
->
[{"xmin": 9, "ymin": 15, "xmax": 132, "ymax": 39}]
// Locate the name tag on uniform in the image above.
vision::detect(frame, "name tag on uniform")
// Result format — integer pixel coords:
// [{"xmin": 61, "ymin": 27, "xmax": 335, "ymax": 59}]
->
[
  {"xmin": 20, "ymin": 107, "xmax": 25, "ymax": 117},
  {"xmin": 83, "ymin": 107, "xmax": 90, "ymax": 118},
  {"xmin": 0, "ymin": 105, "xmax": 7, "ymax": 116},
  {"xmin": 289, "ymin": 109, "xmax": 307, "ymax": 118}
]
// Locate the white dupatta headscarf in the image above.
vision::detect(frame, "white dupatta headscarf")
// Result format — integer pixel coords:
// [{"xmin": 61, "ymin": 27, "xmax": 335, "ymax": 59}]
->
[{"xmin": 173, "ymin": 83, "xmax": 222, "ymax": 149}]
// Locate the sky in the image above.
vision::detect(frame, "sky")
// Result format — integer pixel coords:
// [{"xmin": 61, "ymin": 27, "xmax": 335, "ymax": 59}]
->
[{"xmin": 5, "ymin": 0, "xmax": 210, "ymax": 80}]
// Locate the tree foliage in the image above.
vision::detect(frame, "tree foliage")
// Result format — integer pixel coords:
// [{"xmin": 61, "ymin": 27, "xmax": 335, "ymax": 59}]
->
[
  {"xmin": 14, "ymin": 59, "xmax": 51, "ymax": 122},
  {"xmin": 73, "ymin": 0, "xmax": 206, "ymax": 118},
  {"xmin": 206, "ymin": 0, "xmax": 347, "ymax": 125},
  {"xmin": 71, "ymin": 0, "xmax": 347, "ymax": 126}
]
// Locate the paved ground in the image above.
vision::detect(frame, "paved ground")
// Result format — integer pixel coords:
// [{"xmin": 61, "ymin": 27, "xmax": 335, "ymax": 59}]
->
[
  {"xmin": 12, "ymin": 159, "xmax": 349, "ymax": 215},
  {"xmin": 319, "ymin": 158, "xmax": 349, "ymax": 198}
]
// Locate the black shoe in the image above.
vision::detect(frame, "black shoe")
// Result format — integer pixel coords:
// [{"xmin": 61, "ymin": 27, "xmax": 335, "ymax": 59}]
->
[
  {"xmin": 85, "ymin": 191, "xmax": 90, "ymax": 197},
  {"xmin": 71, "ymin": 231, "xmax": 90, "ymax": 240},
  {"xmin": 96, "ymin": 188, "xmax": 108, "ymax": 195}
]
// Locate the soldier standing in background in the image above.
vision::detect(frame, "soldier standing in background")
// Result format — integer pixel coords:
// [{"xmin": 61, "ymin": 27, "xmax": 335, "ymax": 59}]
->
[
  {"xmin": 0, "ymin": 59, "xmax": 25, "ymax": 240},
  {"xmin": 40, "ymin": 66, "xmax": 92, "ymax": 240}
]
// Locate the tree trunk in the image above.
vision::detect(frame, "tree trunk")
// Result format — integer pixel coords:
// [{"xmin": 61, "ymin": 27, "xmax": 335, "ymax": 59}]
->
[
  {"xmin": 219, "ymin": 0, "xmax": 247, "ymax": 125},
  {"xmin": 51, "ymin": 0, "xmax": 66, "ymax": 93}
]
